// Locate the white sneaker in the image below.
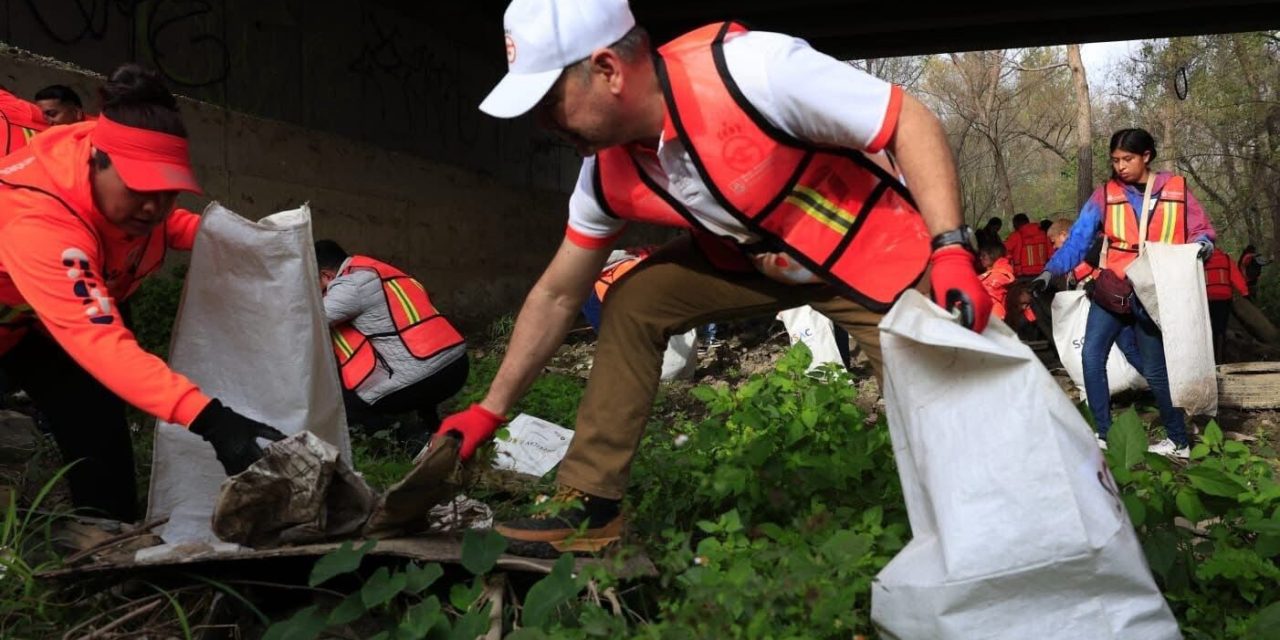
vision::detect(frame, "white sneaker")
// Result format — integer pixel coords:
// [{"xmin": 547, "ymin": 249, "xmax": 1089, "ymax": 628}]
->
[
  {"xmin": 1148, "ymin": 438, "xmax": 1190, "ymax": 459},
  {"xmin": 1096, "ymin": 436, "xmax": 1108, "ymax": 450}
]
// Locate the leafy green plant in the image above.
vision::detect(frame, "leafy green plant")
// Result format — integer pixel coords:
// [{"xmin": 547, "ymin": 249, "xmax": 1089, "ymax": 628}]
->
[
  {"xmin": 617, "ymin": 345, "xmax": 907, "ymax": 638},
  {"xmin": 1105, "ymin": 409, "xmax": 1280, "ymax": 639},
  {"xmin": 0, "ymin": 464, "xmax": 78, "ymax": 637},
  {"xmin": 265, "ymin": 531, "xmax": 587, "ymax": 639},
  {"xmin": 127, "ymin": 264, "xmax": 187, "ymax": 359}
]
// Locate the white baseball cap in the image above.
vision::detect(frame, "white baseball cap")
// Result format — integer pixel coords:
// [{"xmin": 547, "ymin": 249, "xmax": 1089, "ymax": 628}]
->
[{"xmin": 479, "ymin": 0, "xmax": 636, "ymax": 119}]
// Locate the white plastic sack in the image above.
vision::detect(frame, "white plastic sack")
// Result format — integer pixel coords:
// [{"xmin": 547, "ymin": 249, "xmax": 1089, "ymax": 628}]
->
[
  {"xmin": 492, "ymin": 413, "xmax": 575, "ymax": 477},
  {"xmin": 147, "ymin": 203, "xmax": 351, "ymax": 544},
  {"xmin": 1127, "ymin": 243, "xmax": 1218, "ymax": 415},
  {"xmin": 776, "ymin": 305, "xmax": 844, "ymax": 372},
  {"xmin": 1050, "ymin": 290, "xmax": 1147, "ymax": 396},
  {"xmin": 660, "ymin": 329, "xmax": 697, "ymax": 381},
  {"xmin": 871, "ymin": 291, "xmax": 1179, "ymax": 640}
]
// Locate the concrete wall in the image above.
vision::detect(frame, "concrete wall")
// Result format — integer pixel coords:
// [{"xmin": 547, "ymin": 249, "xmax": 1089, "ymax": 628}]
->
[
  {"xmin": 1, "ymin": 48, "xmax": 572, "ymax": 330},
  {"xmin": 0, "ymin": 0, "xmax": 581, "ymax": 194}
]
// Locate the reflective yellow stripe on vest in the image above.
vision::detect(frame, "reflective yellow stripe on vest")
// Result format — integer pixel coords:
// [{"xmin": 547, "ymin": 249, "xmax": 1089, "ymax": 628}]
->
[
  {"xmin": 386, "ymin": 280, "xmax": 421, "ymax": 324},
  {"xmin": 0, "ymin": 303, "xmax": 32, "ymax": 324},
  {"xmin": 1110, "ymin": 203, "xmax": 1127, "ymax": 246},
  {"xmin": 784, "ymin": 185, "xmax": 856, "ymax": 233},
  {"xmin": 1160, "ymin": 201, "xmax": 1178, "ymax": 243},
  {"xmin": 333, "ymin": 331, "xmax": 355, "ymax": 358}
]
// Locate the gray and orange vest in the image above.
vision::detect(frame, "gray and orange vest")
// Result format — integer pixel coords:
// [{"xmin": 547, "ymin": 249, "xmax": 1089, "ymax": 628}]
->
[
  {"xmin": 592, "ymin": 22, "xmax": 930, "ymax": 312},
  {"xmin": 1102, "ymin": 176, "xmax": 1187, "ymax": 276},
  {"xmin": 330, "ymin": 256, "xmax": 464, "ymax": 391}
]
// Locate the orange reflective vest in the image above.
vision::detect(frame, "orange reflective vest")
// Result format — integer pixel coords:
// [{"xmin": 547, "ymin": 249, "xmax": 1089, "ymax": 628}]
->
[
  {"xmin": 1, "ymin": 89, "xmax": 46, "ymax": 156},
  {"xmin": 594, "ymin": 247, "xmax": 655, "ymax": 301},
  {"xmin": 330, "ymin": 256, "xmax": 464, "ymax": 391},
  {"xmin": 1005, "ymin": 224, "xmax": 1053, "ymax": 277},
  {"xmin": 1204, "ymin": 249, "xmax": 1247, "ymax": 301},
  {"xmin": 1073, "ymin": 261, "xmax": 1099, "ymax": 287},
  {"xmin": 592, "ymin": 22, "xmax": 930, "ymax": 312},
  {"xmin": 1102, "ymin": 176, "xmax": 1187, "ymax": 276}
]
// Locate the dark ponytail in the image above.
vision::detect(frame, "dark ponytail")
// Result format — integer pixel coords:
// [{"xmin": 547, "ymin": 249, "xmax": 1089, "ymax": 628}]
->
[
  {"xmin": 98, "ymin": 64, "xmax": 187, "ymax": 138},
  {"xmin": 1109, "ymin": 128, "xmax": 1157, "ymax": 163}
]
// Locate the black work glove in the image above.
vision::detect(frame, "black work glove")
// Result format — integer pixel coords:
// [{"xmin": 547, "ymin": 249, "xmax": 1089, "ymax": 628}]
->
[
  {"xmin": 189, "ymin": 399, "xmax": 288, "ymax": 476},
  {"xmin": 1030, "ymin": 271, "xmax": 1053, "ymax": 295}
]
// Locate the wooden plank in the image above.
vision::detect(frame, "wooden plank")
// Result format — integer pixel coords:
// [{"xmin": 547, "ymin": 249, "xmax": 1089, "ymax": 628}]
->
[
  {"xmin": 1217, "ymin": 362, "xmax": 1280, "ymax": 410},
  {"xmin": 37, "ymin": 534, "xmax": 656, "ymax": 580}
]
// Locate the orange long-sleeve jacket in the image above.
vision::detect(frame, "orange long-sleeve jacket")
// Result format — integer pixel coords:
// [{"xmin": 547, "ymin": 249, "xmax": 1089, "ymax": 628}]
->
[
  {"xmin": 980, "ymin": 256, "xmax": 1016, "ymax": 321},
  {"xmin": 0, "ymin": 121, "xmax": 210, "ymax": 426}
]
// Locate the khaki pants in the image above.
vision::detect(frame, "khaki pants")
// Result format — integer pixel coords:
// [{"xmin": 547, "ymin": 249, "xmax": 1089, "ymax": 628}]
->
[{"xmin": 557, "ymin": 235, "xmax": 916, "ymax": 500}]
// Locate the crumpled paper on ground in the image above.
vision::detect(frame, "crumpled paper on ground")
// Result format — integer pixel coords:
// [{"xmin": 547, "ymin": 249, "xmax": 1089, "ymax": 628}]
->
[
  {"xmin": 212, "ymin": 432, "xmax": 376, "ymax": 547},
  {"xmin": 212, "ymin": 433, "xmax": 472, "ymax": 547}
]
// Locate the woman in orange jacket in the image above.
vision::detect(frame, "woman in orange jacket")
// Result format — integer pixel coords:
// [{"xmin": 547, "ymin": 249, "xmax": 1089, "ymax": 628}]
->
[{"xmin": 0, "ymin": 65, "xmax": 284, "ymax": 522}]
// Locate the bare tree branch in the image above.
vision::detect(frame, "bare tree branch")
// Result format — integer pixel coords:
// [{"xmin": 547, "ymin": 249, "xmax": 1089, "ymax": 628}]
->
[
  {"xmin": 1013, "ymin": 131, "xmax": 1072, "ymax": 162},
  {"xmin": 1014, "ymin": 62, "xmax": 1068, "ymax": 73}
]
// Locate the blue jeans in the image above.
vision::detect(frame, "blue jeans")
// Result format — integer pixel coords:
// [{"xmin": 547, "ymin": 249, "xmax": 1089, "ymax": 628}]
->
[
  {"xmin": 1082, "ymin": 300, "xmax": 1188, "ymax": 446},
  {"xmin": 1116, "ymin": 326, "xmax": 1143, "ymax": 372}
]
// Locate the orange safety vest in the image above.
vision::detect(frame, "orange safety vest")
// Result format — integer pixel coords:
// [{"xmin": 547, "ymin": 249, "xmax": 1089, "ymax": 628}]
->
[
  {"xmin": 1073, "ymin": 261, "xmax": 1099, "ymax": 287},
  {"xmin": 1204, "ymin": 250, "xmax": 1232, "ymax": 301},
  {"xmin": 330, "ymin": 256, "xmax": 464, "ymax": 391},
  {"xmin": 1102, "ymin": 176, "xmax": 1187, "ymax": 276},
  {"xmin": 1, "ymin": 89, "xmax": 47, "ymax": 156},
  {"xmin": 592, "ymin": 22, "xmax": 930, "ymax": 312},
  {"xmin": 594, "ymin": 247, "xmax": 655, "ymax": 301},
  {"xmin": 1008, "ymin": 224, "xmax": 1053, "ymax": 277}
]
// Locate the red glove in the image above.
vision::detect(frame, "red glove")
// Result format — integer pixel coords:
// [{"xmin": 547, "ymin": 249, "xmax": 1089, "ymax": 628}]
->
[
  {"xmin": 929, "ymin": 245, "xmax": 993, "ymax": 333},
  {"xmin": 437, "ymin": 404, "xmax": 505, "ymax": 460}
]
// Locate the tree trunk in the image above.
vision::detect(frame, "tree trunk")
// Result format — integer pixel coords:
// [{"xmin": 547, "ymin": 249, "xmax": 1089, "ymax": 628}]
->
[
  {"xmin": 1066, "ymin": 44, "xmax": 1093, "ymax": 209},
  {"xmin": 1159, "ymin": 100, "xmax": 1177, "ymax": 173}
]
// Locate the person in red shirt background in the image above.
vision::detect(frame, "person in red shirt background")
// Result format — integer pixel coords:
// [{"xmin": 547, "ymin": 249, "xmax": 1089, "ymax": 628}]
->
[
  {"xmin": 0, "ymin": 64, "xmax": 284, "ymax": 522},
  {"xmin": 1204, "ymin": 247, "xmax": 1249, "ymax": 362}
]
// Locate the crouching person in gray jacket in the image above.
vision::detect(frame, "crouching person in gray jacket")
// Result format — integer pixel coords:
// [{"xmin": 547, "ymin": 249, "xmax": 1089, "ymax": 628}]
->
[{"xmin": 315, "ymin": 240, "xmax": 469, "ymax": 448}]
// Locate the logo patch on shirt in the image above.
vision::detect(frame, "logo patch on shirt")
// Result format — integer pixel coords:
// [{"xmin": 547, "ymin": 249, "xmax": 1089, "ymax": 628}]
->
[{"xmin": 62, "ymin": 248, "xmax": 113, "ymax": 325}]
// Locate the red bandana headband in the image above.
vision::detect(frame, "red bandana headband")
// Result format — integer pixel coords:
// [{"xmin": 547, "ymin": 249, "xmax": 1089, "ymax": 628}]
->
[
  {"xmin": 91, "ymin": 115, "xmax": 189, "ymax": 164},
  {"xmin": 89, "ymin": 115, "xmax": 200, "ymax": 194}
]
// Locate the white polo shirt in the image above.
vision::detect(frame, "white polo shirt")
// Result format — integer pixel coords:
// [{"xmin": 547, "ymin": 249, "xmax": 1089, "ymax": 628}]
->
[{"xmin": 565, "ymin": 29, "xmax": 903, "ymax": 250}]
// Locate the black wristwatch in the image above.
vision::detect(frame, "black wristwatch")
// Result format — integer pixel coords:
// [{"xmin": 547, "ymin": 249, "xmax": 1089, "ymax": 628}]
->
[{"xmin": 931, "ymin": 225, "xmax": 978, "ymax": 255}]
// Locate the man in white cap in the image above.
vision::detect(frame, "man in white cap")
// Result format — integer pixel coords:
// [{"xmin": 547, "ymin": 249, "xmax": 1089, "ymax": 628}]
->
[{"xmin": 438, "ymin": 0, "xmax": 990, "ymax": 557}]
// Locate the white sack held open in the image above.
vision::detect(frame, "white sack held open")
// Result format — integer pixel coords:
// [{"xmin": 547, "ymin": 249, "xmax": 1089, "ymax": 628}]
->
[{"xmin": 871, "ymin": 291, "xmax": 1179, "ymax": 640}]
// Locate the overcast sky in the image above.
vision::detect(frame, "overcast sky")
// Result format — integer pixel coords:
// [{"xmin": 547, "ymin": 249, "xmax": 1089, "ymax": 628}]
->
[{"xmin": 1079, "ymin": 40, "xmax": 1141, "ymax": 88}]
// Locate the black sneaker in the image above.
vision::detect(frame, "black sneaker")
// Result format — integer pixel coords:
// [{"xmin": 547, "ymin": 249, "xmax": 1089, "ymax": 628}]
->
[{"xmin": 495, "ymin": 486, "xmax": 623, "ymax": 558}]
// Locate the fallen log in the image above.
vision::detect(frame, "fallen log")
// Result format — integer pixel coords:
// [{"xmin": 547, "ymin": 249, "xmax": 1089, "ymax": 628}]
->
[{"xmin": 1231, "ymin": 296, "xmax": 1279, "ymax": 345}]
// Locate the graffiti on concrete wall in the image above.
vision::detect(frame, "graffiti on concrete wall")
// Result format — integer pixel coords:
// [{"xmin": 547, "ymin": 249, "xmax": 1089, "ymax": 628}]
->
[
  {"xmin": 20, "ymin": 0, "xmax": 230, "ymax": 87},
  {"xmin": 4, "ymin": 0, "xmax": 576, "ymax": 191}
]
